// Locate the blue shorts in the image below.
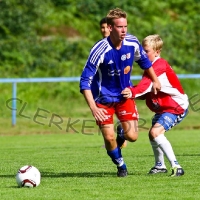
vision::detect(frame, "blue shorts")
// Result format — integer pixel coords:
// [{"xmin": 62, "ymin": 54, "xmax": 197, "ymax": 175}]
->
[{"xmin": 152, "ymin": 109, "xmax": 188, "ymax": 131}]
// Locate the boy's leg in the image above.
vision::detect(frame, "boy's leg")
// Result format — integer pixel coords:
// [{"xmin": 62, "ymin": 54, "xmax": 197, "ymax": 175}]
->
[
  {"xmin": 99, "ymin": 99, "xmax": 139, "ymax": 177},
  {"xmin": 152, "ymin": 133, "xmax": 184, "ymax": 176},
  {"xmin": 149, "ymin": 111, "xmax": 187, "ymax": 176},
  {"xmin": 121, "ymin": 120, "xmax": 138, "ymax": 142},
  {"xmin": 148, "ymin": 140, "xmax": 167, "ymax": 174},
  {"xmin": 116, "ymin": 99, "xmax": 139, "ymax": 144},
  {"xmin": 100, "ymin": 124, "xmax": 128, "ymax": 177},
  {"xmin": 97, "ymin": 103, "xmax": 128, "ymax": 177},
  {"xmin": 116, "ymin": 122, "xmax": 127, "ymax": 148}
]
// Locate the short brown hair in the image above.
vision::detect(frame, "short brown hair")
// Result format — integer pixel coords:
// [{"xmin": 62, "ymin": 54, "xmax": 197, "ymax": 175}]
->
[{"xmin": 106, "ymin": 8, "xmax": 127, "ymax": 25}]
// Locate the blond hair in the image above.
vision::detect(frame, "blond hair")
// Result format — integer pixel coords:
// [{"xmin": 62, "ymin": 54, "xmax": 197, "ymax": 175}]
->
[
  {"xmin": 142, "ymin": 34, "xmax": 163, "ymax": 52},
  {"xmin": 106, "ymin": 8, "xmax": 127, "ymax": 25}
]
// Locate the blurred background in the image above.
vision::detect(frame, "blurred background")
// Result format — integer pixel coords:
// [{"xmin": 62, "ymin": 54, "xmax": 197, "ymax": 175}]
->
[{"xmin": 0, "ymin": 0, "xmax": 199, "ymax": 133}]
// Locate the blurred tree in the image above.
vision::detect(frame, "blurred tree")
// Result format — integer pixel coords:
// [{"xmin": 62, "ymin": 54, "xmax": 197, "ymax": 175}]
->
[{"xmin": 0, "ymin": 0, "xmax": 199, "ymax": 77}]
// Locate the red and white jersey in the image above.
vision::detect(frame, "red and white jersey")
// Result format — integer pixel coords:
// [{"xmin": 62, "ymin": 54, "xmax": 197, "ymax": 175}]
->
[{"xmin": 130, "ymin": 57, "xmax": 189, "ymax": 114}]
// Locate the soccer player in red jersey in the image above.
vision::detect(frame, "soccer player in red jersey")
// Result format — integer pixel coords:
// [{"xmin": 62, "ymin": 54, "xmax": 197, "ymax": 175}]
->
[{"xmin": 122, "ymin": 34, "xmax": 188, "ymax": 176}]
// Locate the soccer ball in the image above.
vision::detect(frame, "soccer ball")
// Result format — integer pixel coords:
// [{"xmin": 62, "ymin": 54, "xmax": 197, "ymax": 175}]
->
[{"xmin": 16, "ymin": 165, "xmax": 41, "ymax": 188}]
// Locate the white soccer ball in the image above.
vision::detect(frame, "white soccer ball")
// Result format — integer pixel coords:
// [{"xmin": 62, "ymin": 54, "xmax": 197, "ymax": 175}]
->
[{"xmin": 16, "ymin": 165, "xmax": 41, "ymax": 188}]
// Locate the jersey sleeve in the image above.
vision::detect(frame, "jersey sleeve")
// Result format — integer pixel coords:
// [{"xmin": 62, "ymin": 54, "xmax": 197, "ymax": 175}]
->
[
  {"xmin": 130, "ymin": 58, "xmax": 168, "ymax": 98},
  {"xmin": 134, "ymin": 41, "xmax": 152, "ymax": 70},
  {"xmin": 79, "ymin": 41, "xmax": 105, "ymax": 93},
  {"xmin": 130, "ymin": 72, "xmax": 153, "ymax": 98},
  {"xmin": 125, "ymin": 34, "xmax": 152, "ymax": 70},
  {"xmin": 79, "ymin": 61, "xmax": 97, "ymax": 92}
]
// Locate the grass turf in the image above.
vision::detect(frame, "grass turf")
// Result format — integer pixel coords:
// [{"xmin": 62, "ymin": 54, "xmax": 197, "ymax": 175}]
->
[{"xmin": 0, "ymin": 129, "xmax": 199, "ymax": 200}]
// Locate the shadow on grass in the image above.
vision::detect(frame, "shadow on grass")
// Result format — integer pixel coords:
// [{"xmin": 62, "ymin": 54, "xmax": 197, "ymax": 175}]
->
[
  {"xmin": 0, "ymin": 175, "xmax": 16, "ymax": 178},
  {"xmin": 40, "ymin": 171, "xmax": 124, "ymax": 178},
  {"xmin": 146, "ymin": 154, "xmax": 200, "ymax": 157},
  {"xmin": 0, "ymin": 171, "xmax": 135, "ymax": 178}
]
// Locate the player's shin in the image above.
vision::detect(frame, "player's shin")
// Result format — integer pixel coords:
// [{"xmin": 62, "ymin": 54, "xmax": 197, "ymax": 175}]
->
[{"xmin": 107, "ymin": 146, "xmax": 128, "ymax": 177}]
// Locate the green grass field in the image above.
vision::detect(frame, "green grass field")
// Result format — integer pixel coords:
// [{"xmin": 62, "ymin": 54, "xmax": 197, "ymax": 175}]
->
[
  {"xmin": 0, "ymin": 128, "xmax": 199, "ymax": 200},
  {"xmin": 0, "ymin": 79, "xmax": 200, "ymax": 199}
]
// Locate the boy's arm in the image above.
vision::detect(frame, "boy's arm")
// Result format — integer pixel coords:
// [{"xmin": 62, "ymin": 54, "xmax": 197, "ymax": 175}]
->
[
  {"xmin": 121, "ymin": 73, "xmax": 152, "ymax": 99},
  {"xmin": 82, "ymin": 90, "xmax": 108, "ymax": 122},
  {"xmin": 122, "ymin": 63, "xmax": 161, "ymax": 98},
  {"xmin": 145, "ymin": 66, "xmax": 161, "ymax": 95}
]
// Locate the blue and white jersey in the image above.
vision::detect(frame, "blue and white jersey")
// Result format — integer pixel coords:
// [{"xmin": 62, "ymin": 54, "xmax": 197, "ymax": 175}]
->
[{"xmin": 80, "ymin": 34, "xmax": 152, "ymax": 104}]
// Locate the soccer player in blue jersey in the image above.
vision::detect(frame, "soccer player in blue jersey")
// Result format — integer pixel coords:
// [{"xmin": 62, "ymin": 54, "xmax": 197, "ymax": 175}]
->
[
  {"xmin": 99, "ymin": 17, "xmax": 127, "ymax": 149},
  {"xmin": 79, "ymin": 8, "xmax": 161, "ymax": 177}
]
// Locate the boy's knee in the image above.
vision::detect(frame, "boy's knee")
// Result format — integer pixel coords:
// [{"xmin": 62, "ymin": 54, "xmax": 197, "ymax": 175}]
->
[
  {"xmin": 125, "ymin": 132, "xmax": 138, "ymax": 142},
  {"xmin": 149, "ymin": 129, "xmax": 164, "ymax": 141}
]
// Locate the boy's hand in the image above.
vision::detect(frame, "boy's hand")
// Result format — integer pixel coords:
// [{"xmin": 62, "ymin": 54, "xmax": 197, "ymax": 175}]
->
[
  {"xmin": 121, "ymin": 88, "xmax": 132, "ymax": 99},
  {"xmin": 152, "ymin": 81, "xmax": 161, "ymax": 95}
]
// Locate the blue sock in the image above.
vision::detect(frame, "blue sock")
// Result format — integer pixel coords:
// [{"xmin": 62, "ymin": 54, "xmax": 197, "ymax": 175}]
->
[
  {"xmin": 117, "ymin": 126, "xmax": 126, "ymax": 140},
  {"xmin": 107, "ymin": 147, "xmax": 126, "ymax": 169}
]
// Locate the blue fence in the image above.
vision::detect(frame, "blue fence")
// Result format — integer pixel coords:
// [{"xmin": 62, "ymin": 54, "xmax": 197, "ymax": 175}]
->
[{"xmin": 0, "ymin": 74, "xmax": 200, "ymax": 126}]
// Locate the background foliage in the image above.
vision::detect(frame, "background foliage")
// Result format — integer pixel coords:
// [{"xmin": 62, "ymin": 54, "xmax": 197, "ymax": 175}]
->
[
  {"xmin": 0, "ymin": 0, "xmax": 200, "ymax": 121},
  {"xmin": 0, "ymin": 0, "xmax": 200, "ymax": 78}
]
